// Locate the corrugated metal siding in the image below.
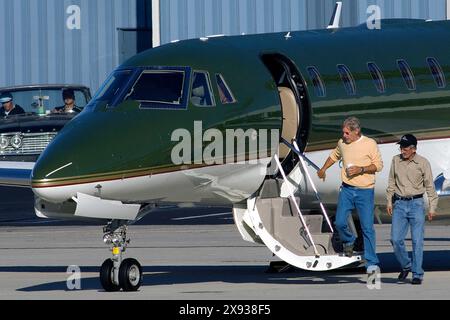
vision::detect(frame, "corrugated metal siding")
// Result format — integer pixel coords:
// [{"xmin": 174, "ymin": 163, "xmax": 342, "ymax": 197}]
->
[
  {"xmin": 159, "ymin": 0, "xmax": 447, "ymax": 44},
  {"xmin": 358, "ymin": 0, "xmax": 445, "ymax": 21},
  {"xmin": 0, "ymin": 0, "xmax": 137, "ymax": 92},
  {"xmin": 0, "ymin": 0, "xmax": 447, "ymax": 91}
]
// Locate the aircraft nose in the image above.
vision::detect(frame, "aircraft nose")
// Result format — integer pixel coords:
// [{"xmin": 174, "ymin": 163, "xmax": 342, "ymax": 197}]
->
[
  {"xmin": 31, "ymin": 112, "xmax": 97, "ymax": 202},
  {"xmin": 31, "ymin": 111, "xmax": 129, "ymax": 203},
  {"xmin": 31, "ymin": 133, "xmax": 80, "ymax": 202}
]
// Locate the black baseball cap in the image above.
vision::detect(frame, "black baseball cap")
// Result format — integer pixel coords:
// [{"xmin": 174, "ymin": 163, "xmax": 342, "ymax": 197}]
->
[{"xmin": 397, "ymin": 134, "xmax": 418, "ymax": 147}]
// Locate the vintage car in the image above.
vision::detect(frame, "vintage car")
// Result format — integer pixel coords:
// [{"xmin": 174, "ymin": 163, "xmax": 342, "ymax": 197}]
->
[{"xmin": 0, "ymin": 85, "xmax": 91, "ymax": 162}]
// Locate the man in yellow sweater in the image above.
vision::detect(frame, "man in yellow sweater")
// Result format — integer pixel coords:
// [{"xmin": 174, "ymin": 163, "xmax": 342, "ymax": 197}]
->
[{"xmin": 318, "ymin": 117, "xmax": 383, "ymax": 274}]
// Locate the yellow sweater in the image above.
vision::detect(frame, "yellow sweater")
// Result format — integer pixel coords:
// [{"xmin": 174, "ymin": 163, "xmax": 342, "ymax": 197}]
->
[{"xmin": 329, "ymin": 136, "xmax": 384, "ymax": 189}]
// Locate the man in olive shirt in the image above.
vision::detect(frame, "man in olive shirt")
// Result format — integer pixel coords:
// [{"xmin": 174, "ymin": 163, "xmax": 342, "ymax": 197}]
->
[
  {"xmin": 318, "ymin": 117, "xmax": 383, "ymax": 275},
  {"xmin": 387, "ymin": 134, "xmax": 438, "ymax": 285}
]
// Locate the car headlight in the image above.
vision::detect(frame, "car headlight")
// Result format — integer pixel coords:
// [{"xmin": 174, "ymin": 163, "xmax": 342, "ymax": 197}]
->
[
  {"xmin": 10, "ymin": 134, "xmax": 23, "ymax": 149},
  {"xmin": 0, "ymin": 136, "xmax": 9, "ymax": 150}
]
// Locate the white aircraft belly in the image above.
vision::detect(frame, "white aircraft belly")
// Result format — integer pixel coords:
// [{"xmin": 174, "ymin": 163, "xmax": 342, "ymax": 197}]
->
[{"xmin": 34, "ymin": 158, "xmax": 272, "ymax": 205}]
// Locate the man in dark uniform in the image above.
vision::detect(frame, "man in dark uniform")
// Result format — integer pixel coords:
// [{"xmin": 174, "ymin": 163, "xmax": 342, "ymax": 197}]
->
[
  {"xmin": 53, "ymin": 89, "xmax": 82, "ymax": 114},
  {"xmin": 0, "ymin": 92, "xmax": 25, "ymax": 117}
]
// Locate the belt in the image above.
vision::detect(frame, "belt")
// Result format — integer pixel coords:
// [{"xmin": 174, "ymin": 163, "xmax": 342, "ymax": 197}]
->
[
  {"xmin": 342, "ymin": 183, "xmax": 374, "ymax": 190},
  {"xmin": 342, "ymin": 182, "xmax": 356, "ymax": 188},
  {"xmin": 394, "ymin": 194, "xmax": 423, "ymax": 201}
]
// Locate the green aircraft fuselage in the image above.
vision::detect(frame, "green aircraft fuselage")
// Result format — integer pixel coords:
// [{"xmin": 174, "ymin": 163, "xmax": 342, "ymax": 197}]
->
[{"xmin": 32, "ymin": 19, "xmax": 450, "ymax": 195}]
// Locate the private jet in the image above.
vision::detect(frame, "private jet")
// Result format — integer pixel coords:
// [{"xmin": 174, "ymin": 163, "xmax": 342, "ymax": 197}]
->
[{"xmin": 1, "ymin": 6, "xmax": 449, "ymax": 292}]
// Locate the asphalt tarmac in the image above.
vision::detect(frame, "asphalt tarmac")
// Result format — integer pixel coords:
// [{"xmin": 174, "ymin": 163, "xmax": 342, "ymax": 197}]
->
[{"xmin": 1, "ymin": 187, "xmax": 450, "ymax": 300}]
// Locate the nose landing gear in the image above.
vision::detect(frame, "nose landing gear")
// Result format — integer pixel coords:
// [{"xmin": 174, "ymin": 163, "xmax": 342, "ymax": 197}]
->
[{"xmin": 100, "ymin": 220, "xmax": 143, "ymax": 292}]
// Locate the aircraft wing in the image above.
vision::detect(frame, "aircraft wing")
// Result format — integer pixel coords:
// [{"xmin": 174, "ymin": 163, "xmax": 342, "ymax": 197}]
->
[{"xmin": 0, "ymin": 162, "xmax": 34, "ymax": 188}]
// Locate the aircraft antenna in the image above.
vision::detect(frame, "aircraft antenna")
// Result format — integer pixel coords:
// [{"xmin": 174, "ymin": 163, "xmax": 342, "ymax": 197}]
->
[{"xmin": 327, "ymin": 2, "xmax": 343, "ymax": 29}]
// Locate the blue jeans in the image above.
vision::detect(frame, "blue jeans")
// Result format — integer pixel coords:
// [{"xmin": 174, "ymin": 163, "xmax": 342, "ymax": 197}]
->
[
  {"xmin": 335, "ymin": 185, "xmax": 379, "ymax": 268},
  {"xmin": 391, "ymin": 198, "xmax": 425, "ymax": 280}
]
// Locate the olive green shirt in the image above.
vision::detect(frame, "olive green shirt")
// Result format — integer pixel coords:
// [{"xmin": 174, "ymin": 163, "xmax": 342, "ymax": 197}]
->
[{"xmin": 386, "ymin": 153, "xmax": 439, "ymax": 213}]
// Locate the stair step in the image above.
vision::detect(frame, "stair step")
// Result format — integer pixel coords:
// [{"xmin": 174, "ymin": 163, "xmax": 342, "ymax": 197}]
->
[
  {"xmin": 259, "ymin": 179, "xmax": 283, "ymax": 199},
  {"xmin": 256, "ymin": 197, "xmax": 324, "ymax": 232},
  {"xmin": 255, "ymin": 197, "xmax": 337, "ymax": 255},
  {"xmin": 256, "ymin": 198, "xmax": 335, "ymax": 255}
]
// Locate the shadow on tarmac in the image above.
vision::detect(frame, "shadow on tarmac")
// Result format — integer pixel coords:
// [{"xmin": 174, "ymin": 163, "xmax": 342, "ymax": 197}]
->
[
  {"xmin": 4, "ymin": 250, "xmax": 450, "ymax": 292},
  {"xmin": 0, "ymin": 187, "xmax": 234, "ymax": 226}
]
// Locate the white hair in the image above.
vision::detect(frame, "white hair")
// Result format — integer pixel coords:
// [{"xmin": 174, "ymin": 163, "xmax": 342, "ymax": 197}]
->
[{"xmin": 343, "ymin": 117, "xmax": 361, "ymax": 132}]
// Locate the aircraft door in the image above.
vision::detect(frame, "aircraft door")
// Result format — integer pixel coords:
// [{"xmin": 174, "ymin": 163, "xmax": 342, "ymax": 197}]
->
[
  {"xmin": 261, "ymin": 54, "xmax": 311, "ymax": 167},
  {"xmin": 278, "ymin": 86, "xmax": 300, "ymax": 159}
]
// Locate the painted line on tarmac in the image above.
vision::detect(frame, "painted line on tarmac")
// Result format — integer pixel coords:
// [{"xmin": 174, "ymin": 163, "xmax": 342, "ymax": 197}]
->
[
  {"xmin": 172, "ymin": 212, "xmax": 232, "ymax": 221},
  {"xmin": 0, "ymin": 219, "xmax": 61, "ymax": 225}
]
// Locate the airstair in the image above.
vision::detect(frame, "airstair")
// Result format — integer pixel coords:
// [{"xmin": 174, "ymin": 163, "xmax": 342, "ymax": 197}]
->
[{"xmin": 233, "ymin": 139, "xmax": 363, "ymax": 272}]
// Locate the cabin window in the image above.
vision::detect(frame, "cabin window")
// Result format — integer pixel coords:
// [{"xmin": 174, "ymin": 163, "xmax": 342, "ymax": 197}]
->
[
  {"xmin": 367, "ymin": 62, "xmax": 386, "ymax": 93},
  {"xmin": 337, "ymin": 64, "xmax": 356, "ymax": 96},
  {"xmin": 216, "ymin": 74, "xmax": 237, "ymax": 104},
  {"xmin": 306, "ymin": 66, "xmax": 326, "ymax": 97},
  {"xmin": 125, "ymin": 68, "xmax": 192, "ymax": 109},
  {"xmin": 190, "ymin": 71, "xmax": 215, "ymax": 107},
  {"xmin": 397, "ymin": 60, "xmax": 416, "ymax": 90},
  {"xmin": 427, "ymin": 57, "xmax": 446, "ymax": 89}
]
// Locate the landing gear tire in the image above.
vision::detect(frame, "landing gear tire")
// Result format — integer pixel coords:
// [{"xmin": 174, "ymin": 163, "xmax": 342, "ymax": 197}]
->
[
  {"xmin": 119, "ymin": 258, "xmax": 143, "ymax": 292},
  {"xmin": 101, "ymin": 220, "xmax": 143, "ymax": 292},
  {"xmin": 100, "ymin": 259, "xmax": 121, "ymax": 292}
]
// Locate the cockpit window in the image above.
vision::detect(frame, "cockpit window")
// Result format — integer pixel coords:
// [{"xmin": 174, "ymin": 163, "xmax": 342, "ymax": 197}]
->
[
  {"xmin": 92, "ymin": 69, "xmax": 133, "ymax": 107},
  {"xmin": 191, "ymin": 71, "xmax": 215, "ymax": 107},
  {"xmin": 216, "ymin": 74, "xmax": 237, "ymax": 104},
  {"xmin": 126, "ymin": 69, "xmax": 187, "ymax": 108}
]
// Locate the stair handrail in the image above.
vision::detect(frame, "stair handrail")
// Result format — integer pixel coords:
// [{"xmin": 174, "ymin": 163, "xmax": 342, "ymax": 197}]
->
[
  {"xmin": 274, "ymin": 155, "xmax": 320, "ymax": 257},
  {"xmin": 292, "ymin": 140, "xmax": 334, "ymax": 233},
  {"xmin": 280, "ymin": 138, "xmax": 334, "ymax": 233},
  {"xmin": 280, "ymin": 138, "xmax": 320, "ymax": 171}
]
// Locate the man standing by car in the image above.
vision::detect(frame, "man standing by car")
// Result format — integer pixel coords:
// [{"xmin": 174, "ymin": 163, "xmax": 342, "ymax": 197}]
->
[
  {"xmin": 317, "ymin": 117, "xmax": 383, "ymax": 277},
  {"xmin": 53, "ymin": 89, "xmax": 82, "ymax": 113},
  {"xmin": 0, "ymin": 92, "xmax": 25, "ymax": 117},
  {"xmin": 387, "ymin": 134, "xmax": 438, "ymax": 285}
]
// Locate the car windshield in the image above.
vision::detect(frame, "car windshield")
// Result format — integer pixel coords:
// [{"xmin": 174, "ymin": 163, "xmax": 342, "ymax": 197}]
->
[{"xmin": 0, "ymin": 88, "xmax": 89, "ymax": 116}]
